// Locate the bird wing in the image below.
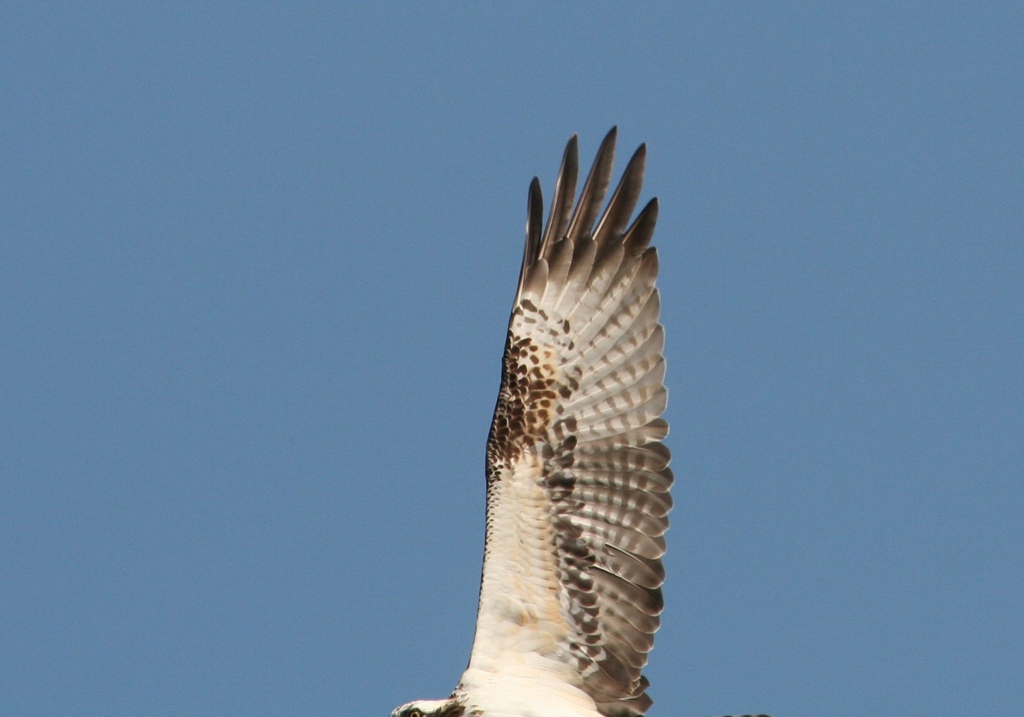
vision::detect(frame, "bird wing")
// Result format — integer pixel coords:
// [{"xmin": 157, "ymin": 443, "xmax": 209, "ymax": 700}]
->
[{"xmin": 463, "ymin": 128, "xmax": 671, "ymax": 717}]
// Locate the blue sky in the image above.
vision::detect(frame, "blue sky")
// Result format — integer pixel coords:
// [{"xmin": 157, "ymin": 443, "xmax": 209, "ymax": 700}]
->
[{"xmin": 2, "ymin": 3, "xmax": 1022, "ymax": 716}]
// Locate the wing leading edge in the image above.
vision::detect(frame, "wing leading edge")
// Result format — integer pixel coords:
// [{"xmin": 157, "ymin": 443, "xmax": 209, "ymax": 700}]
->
[{"xmin": 461, "ymin": 129, "xmax": 671, "ymax": 717}]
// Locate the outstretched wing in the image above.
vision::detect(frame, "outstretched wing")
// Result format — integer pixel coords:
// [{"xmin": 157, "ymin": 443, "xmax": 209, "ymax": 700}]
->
[{"xmin": 464, "ymin": 129, "xmax": 671, "ymax": 717}]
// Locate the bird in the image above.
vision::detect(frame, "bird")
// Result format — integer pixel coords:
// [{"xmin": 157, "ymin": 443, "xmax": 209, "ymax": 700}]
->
[{"xmin": 390, "ymin": 129, "xmax": 769, "ymax": 717}]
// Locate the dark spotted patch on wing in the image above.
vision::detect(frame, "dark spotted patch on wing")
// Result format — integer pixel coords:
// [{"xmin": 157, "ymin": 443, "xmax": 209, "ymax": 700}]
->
[{"xmin": 486, "ymin": 303, "xmax": 575, "ymax": 481}]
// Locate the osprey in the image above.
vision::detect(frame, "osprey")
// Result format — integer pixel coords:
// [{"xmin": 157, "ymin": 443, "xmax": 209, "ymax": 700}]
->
[{"xmin": 391, "ymin": 130, "xmax": 768, "ymax": 717}]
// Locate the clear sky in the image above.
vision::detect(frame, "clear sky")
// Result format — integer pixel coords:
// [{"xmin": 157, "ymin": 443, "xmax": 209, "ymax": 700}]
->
[{"xmin": 2, "ymin": 4, "xmax": 1022, "ymax": 716}]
